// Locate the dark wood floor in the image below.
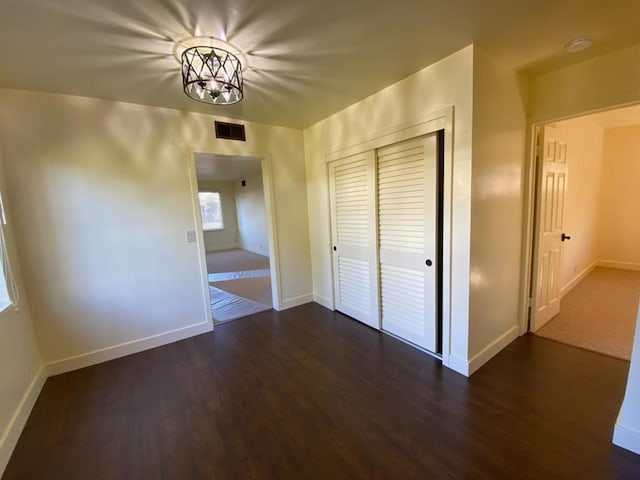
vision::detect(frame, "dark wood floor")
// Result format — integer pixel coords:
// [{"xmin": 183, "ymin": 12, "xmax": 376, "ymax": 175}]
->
[{"xmin": 3, "ymin": 303, "xmax": 639, "ymax": 479}]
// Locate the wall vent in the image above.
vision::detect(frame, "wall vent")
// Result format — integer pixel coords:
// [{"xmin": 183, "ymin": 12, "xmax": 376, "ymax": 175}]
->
[{"xmin": 214, "ymin": 121, "xmax": 246, "ymax": 141}]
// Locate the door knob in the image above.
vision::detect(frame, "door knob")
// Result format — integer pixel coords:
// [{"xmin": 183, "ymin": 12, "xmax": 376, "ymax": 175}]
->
[{"xmin": 561, "ymin": 233, "xmax": 571, "ymax": 242}]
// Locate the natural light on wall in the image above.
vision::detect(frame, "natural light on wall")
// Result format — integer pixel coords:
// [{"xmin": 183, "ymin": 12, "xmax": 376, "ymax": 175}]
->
[
  {"xmin": 0, "ymin": 190, "xmax": 18, "ymax": 311},
  {"xmin": 199, "ymin": 192, "xmax": 225, "ymax": 231}
]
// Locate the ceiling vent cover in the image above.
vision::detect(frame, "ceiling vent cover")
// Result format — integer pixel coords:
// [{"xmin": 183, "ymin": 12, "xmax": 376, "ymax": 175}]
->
[{"xmin": 214, "ymin": 121, "xmax": 246, "ymax": 141}]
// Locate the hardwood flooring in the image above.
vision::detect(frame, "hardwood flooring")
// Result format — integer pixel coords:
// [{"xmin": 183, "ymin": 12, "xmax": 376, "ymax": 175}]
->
[{"xmin": 3, "ymin": 303, "xmax": 639, "ymax": 479}]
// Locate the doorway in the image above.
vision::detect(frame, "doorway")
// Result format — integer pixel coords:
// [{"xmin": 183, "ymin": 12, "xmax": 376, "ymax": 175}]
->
[
  {"xmin": 193, "ymin": 152, "xmax": 277, "ymax": 324},
  {"xmin": 526, "ymin": 105, "xmax": 640, "ymax": 360}
]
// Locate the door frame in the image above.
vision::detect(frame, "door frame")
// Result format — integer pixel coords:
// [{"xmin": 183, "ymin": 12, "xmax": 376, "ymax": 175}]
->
[
  {"xmin": 188, "ymin": 152, "xmax": 283, "ymax": 331},
  {"xmin": 325, "ymin": 106, "xmax": 454, "ymax": 365},
  {"xmin": 518, "ymin": 101, "xmax": 640, "ymax": 334}
]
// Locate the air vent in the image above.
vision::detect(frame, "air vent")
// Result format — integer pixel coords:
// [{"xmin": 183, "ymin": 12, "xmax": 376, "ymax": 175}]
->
[{"xmin": 214, "ymin": 121, "xmax": 246, "ymax": 141}]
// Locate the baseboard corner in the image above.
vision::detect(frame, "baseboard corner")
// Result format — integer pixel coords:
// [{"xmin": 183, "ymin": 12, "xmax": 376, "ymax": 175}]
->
[
  {"xmin": 279, "ymin": 293, "xmax": 314, "ymax": 311},
  {"xmin": 467, "ymin": 325, "xmax": 519, "ymax": 376},
  {"xmin": 313, "ymin": 293, "xmax": 334, "ymax": 310},
  {"xmin": 0, "ymin": 365, "xmax": 47, "ymax": 477},
  {"xmin": 613, "ymin": 419, "xmax": 640, "ymax": 455}
]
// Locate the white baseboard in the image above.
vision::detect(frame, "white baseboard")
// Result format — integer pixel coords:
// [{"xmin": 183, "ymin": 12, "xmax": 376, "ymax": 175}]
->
[
  {"xmin": 278, "ymin": 294, "xmax": 313, "ymax": 311},
  {"xmin": 597, "ymin": 260, "xmax": 640, "ymax": 272},
  {"xmin": 313, "ymin": 293, "xmax": 334, "ymax": 310},
  {"xmin": 448, "ymin": 325, "xmax": 519, "ymax": 377},
  {"xmin": 444, "ymin": 354, "xmax": 470, "ymax": 377},
  {"xmin": 205, "ymin": 243, "xmax": 240, "ymax": 253},
  {"xmin": 614, "ymin": 415, "xmax": 640, "ymax": 455},
  {"xmin": 561, "ymin": 260, "xmax": 598, "ymax": 298},
  {"xmin": 0, "ymin": 365, "xmax": 47, "ymax": 477},
  {"xmin": 46, "ymin": 321, "xmax": 212, "ymax": 376}
]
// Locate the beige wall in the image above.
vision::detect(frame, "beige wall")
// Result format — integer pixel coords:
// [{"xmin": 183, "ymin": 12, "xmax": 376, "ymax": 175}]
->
[
  {"xmin": 197, "ymin": 180, "xmax": 240, "ymax": 252},
  {"xmin": 235, "ymin": 171, "xmax": 269, "ymax": 257},
  {"xmin": 468, "ymin": 47, "xmax": 527, "ymax": 362},
  {"xmin": 0, "ymin": 158, "xmax": 43, "ymax": 475},
  {"xmin": 0, "ymin": 88, "xmax": 312, "ymax": 368},
  {"xmin": 304, "ymin": 46, "xmax": 475, "ymax": 369},
  {"xmin": 599, "ymin": 126, "xmax": 640, "ymax": 267},
  {"xmin": 529, "ymin": 44, "xmax": 640, "ymax": 123},
  {"xmin": 551, "ymin": 116, "xmax": 605, "ymax": 289}
]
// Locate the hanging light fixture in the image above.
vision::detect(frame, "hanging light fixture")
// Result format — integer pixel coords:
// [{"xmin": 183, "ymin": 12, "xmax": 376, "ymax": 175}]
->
[{"xmin": 181, "ymin": 46, "xmax": 243, "ymax": 105}]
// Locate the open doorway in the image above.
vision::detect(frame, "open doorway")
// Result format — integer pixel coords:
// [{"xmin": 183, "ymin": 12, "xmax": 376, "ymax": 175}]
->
[
  {"xmin": 528, "ymin": 104, "xmax": 640, "ymax": 360},
  {"xmin": 194, "ymin": 152, "xmax": 275, "ymax": 325}
]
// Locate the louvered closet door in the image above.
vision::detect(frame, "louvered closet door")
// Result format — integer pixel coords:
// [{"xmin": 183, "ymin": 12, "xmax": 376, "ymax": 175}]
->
[
  {"xmin": 377, "ymin": 134, "xmax": 437, "ymax": 352},
  {"xmin": 329, "ymin": 152, "xmax": 380, "ymax": 329}
]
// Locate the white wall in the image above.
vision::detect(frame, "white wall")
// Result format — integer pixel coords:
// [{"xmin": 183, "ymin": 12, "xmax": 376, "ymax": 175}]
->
[
  {"xmin": 550, "ymin": 116, "xmax": 605, "ymax": 290},
  {"xmin": 235, "ymin": 171, "xmax": 269, "ymax": 257},
  {"xmin": 468, "ymin": 47, "xmax": 527, "ymax": 367},
  {"xmin": 0, "ymin": 88, "xmax": 312, "ymax": 371},
  {"xmin": 304, "ymin": 46, "xmax": 475, "ymax": 370},
  {"xmin": 197, "ymin": 180, "xmax": 240, "ymax": 252},
  {"xmin": 599, "ymin": 126, "xmax": 640, "ymax": 268},
  {"xmin": 0, "ymin": 157, "xmax": 44, "ymax": 476},
  {"xmin": 614, "ymin": 300, "xmax": 640, "ymax": 454}
]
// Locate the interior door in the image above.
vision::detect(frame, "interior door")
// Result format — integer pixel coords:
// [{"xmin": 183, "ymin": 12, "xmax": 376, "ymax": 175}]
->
[
  {"xmin": 531, "ymin": 126, "xmax": 568, "ymax": 331},
  {"xmin": 329, "ymin": 151, "xmax": 380, "ymax": 329},
  {"xmin": 377, "ymin": 134, "xmax": 437, "ymax": 352}
]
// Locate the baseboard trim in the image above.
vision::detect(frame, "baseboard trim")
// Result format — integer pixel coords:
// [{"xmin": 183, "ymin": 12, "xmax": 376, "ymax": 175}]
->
[
  {"xmin": 444, "ymin": 354, "xmax": 470, "ymax": 377},
  {"xmin": 278, "ymin": 294, "xmax": 314, "ymax": 311},
  {"xmin": 313, "ymin": 294, "xmax": 334, "ymax": 310},
  {"xmin": 614, "ymin": 415, "xmax": 640, "ymax": 455},
  {"xmin": 46, "ymin": 321, "xmax": 212, "ymax": 376},
  {"xmin": 467, "ymin": 326, "xmax": 519, "ymax": 376},
  {"xmin": 561, "ymin": 260, "xmax": 598, "ymax": 298},
  {"xmin": 0, "ymin": 365, "xmax": 47, "ymax": 477},
  {"xmin": 597, "ymin": 260, "xmax": 640, "ymax": 272}
]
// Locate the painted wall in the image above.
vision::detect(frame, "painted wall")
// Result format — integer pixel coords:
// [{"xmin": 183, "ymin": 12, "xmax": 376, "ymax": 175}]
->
[
  {"xmin": 304, "ymin": 46, "xmax": 475, "ymax": 368},
  {"xmin": 550, "ymin": 116, "xmax": 604, "ymax": 290},
  {"xmin": 0, "ymin": 158, "xmax": 43, "ymax": 476},
  {"xmin": 614, "ymin": 300, "xmax": 640, "ymax": 454},
  {"xmin": 468, "ymin": 47, "xmax": 527, "ymax": 364},
  {"xmin": 599, "ymin": 126, "xmax": 640, "ymax": 267},
  {"xmin": 0, "ymin": 88, "xmax": 312, "ymax": 369},
  {"xmin": 235, "ymin": 172, "xmax": 269, "ymax": 257},
  {"xmin": 529, "ymin": 44, "xmax": 640, "ymax": 124},
  {"xmin": 197, "ymin": 180, "xmax": 240, "ymax": 252}
]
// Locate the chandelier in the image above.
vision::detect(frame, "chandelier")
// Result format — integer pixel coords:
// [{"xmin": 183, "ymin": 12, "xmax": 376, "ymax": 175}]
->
[{"xmin": 181, "ymin": 46, "xmax": 243, "ymax": 105}]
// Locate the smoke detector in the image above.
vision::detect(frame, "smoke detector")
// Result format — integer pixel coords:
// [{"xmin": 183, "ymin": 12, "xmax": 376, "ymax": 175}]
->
[{"xmin": 565, "ymin": 37, "xmax": 593, "ymax": 53}]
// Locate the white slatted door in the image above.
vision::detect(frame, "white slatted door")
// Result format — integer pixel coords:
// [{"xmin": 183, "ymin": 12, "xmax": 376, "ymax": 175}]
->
[
  {"xmin": 377, "ymin": 135, "xmax": 437, "ymax": 352},
  {"xmin": 531, "ymin": 126, "xmax": 568, "ymax": 331},
  {"xmin": 329, "ymin": 152, "xmax": 380, "ymax": 329}
]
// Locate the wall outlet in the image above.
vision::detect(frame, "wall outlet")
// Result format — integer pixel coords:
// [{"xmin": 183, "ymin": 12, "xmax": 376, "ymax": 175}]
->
[{"xmin": 187, "ymin": 230, "xmax": 196, "ymax": 243}]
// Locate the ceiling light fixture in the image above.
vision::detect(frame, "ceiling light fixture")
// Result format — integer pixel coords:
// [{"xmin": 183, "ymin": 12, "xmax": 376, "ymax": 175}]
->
[
  {"xmin": 564, "ymin": 37, "xmax": 592, "ymax": 53},
  {"xmin": 182, "ymin": 46, "xmax": 243, "ymax": 105}
]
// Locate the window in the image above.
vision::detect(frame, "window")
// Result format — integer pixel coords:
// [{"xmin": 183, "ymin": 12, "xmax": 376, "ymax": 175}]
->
[{"xmin": 199, "ymin": 192, "xmax": 224, "ymax": 231}]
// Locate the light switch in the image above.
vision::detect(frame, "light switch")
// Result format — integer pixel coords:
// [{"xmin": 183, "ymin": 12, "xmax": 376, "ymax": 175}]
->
[{"xmin": 187, "ymin": 230, "xmax": 196, "ymax": 243}]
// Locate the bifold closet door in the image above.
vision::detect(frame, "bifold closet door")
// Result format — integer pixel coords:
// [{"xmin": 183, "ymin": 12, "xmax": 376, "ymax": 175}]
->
[
  {"xmin": 377, "ymin": 134, "xmax": 437, "ymax": 352},
  {"xmin": 329, "ymin": 152, "xmax": 380, "ymax": 329}
]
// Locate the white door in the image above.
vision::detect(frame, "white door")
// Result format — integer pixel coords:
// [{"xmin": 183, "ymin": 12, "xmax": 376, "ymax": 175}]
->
[
  {"xmin": 329, "ymin": 152, "xmax": 380, "ymax": 329},
  {"xmin": 532, "ymin": 126, "xmax": 568, "ymax": 331},
  {"xmin": 377, "ymin": 134, "xmax": 438, "ymax": 352}
]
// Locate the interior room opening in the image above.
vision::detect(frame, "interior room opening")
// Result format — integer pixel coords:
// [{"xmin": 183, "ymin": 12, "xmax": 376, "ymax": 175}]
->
[
  {"xmin": 193, "ymin": 152, "xmax": 275, "ymax": 325},
  {"xmin": 528, "ymin": 104, "xmax": 640, "ymax": 361}
]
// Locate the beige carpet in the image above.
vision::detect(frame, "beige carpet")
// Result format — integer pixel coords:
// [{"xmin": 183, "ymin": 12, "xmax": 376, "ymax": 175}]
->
[
  {"xmin": 535, "ymin": 267, "xmax": 640, "ymax": 360},
  {"xmin": 206, "ymin": 249, "xmax": 270, "ymax": 273},
  {"xmin": 211, "ymin": 276, "xmax": 273, "ymax": 306}
]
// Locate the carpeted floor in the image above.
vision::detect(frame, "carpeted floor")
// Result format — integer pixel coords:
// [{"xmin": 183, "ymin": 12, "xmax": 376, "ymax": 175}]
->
[
  {"xmin": 206, "ymin": 248, "xmax": 270, "ymax": 273},
  {"xmin": 206, "ymin": 249, "xmax": 272, "ymax": 324},
  {"xmin": 535, "ymin": 267, "xmax": 640, "ymax": 360}
]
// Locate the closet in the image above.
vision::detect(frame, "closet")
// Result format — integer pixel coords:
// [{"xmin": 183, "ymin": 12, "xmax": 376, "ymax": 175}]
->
[{"xmin": 329, "ymin": 132, "xmax": 441, "ymax": 354}]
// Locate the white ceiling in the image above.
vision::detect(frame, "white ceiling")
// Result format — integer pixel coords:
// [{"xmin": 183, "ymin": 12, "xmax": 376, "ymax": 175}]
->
[
  {"xmin": 2, "ymin": 0, "xmax": 640, "ymax": 129},
  {"xmin": 195, "ymin": 153, "xmax": 261, "ymax": 182}
]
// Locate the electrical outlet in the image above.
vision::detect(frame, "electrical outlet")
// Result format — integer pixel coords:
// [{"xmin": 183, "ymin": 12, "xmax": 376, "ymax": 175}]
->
[{"xmin": 187, "ymin": 230, "xmax": 196, "ymax": 243}]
